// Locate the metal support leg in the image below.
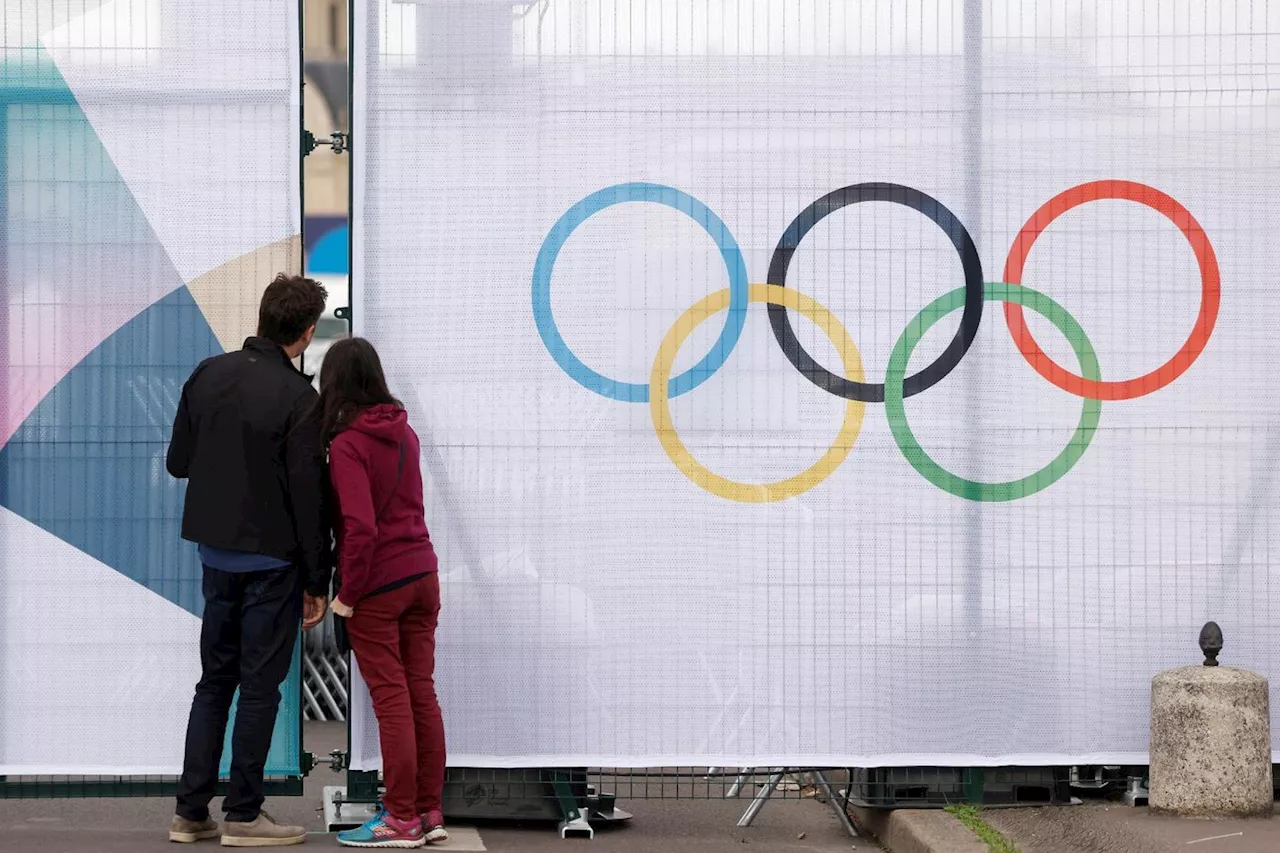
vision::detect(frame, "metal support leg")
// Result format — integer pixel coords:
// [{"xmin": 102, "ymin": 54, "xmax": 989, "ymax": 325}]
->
[
  {"xmin": 811, "ymin": 771, "xmax": 860, "ymax": 839},
  {"xmin": 736, "ymin": 770, "xmax": 784, "ymax": 827},
  {"xmin": 553, "ymin": 772, "xmax": 593, "ymax": 839},
  {"xmin": 735, "ymin": 769, "xmax": 859, "ymax": 839},
  {"xmin": 726, "ymin": 768, "xmax": 754, "ymax": 798},
  {"xmin": 1123, "ymin": 776, "xmax": 1149, "ymax": 807}
]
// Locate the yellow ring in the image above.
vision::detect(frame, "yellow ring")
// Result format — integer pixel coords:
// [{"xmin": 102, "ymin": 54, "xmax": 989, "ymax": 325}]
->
[{"xmin": 649, "ymin": 283, "xmax": 866, "ymax": 503}]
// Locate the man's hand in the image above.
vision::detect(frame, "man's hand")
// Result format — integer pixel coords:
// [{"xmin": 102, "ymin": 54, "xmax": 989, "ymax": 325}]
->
[
  {"xmin": 331, "ymin": 598, "xmax": 355, "ymax": 618},
  {"xmin": 302, "ymin": 593, "xmax": 328, "ymax": 631}
]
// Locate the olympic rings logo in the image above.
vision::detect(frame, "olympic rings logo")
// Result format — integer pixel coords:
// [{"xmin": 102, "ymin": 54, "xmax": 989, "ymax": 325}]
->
[{"xmin": 532, "ymin": 180, "xmax": 1221, "ymax": 503}]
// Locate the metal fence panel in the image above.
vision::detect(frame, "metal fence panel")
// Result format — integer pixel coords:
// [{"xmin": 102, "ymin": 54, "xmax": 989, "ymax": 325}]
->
[{"xmin": 0, "ymin": 0, "xmax": 304, "ymax": 794}]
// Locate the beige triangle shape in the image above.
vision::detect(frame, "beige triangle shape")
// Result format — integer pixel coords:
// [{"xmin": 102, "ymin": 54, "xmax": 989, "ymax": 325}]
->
[{"xmin": 186, "ymin": 236, "xmax": 303, "ymax": 352}]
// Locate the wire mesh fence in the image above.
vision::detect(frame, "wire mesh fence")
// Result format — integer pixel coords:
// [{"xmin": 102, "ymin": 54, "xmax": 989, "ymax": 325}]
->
[
  {"xmin": 594, "ymin": 766, "xmax": 1076, "ymax": 806},
  {"xmin": 347, "ymin": 0, "xmax": 1280, "ymax": 783},
  {"xmin": 0, "ymin": 777, "xmax": 304, "ymax": 800},
  {"xmin": 5, "ymin": 0, "xmax": 1280, "ymax": 812},
  {"xmin": 344, "ymin": 765, "xmax": 1084, "ymax": 810},
  {"xmin": 0, "ymin": 0, "xmax": 303, "ymax": 789},
  {"xmin": 304, "ymin": 614, "xmax": 351, "ymax": 721}
]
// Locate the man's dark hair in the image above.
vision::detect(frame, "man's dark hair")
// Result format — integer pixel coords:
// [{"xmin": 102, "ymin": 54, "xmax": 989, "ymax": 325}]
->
[{"xmin": 257, "ymin": 273, "xmax": 328, "ymax": 346}]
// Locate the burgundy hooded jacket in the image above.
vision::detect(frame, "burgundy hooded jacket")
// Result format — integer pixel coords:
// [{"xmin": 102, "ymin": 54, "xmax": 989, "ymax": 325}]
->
[{"xmin": 329, "ymin": 404, "xmax": 437, "ymax": 605}]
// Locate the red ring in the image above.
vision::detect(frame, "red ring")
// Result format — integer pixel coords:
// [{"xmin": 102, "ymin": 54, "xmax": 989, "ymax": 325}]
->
[{"xmin": 1002, "ymin": 180, "xmax": 1220, "ymax": 401}]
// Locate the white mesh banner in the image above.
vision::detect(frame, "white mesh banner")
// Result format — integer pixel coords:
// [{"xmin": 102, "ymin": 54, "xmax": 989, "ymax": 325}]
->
[
  {"xmin": 0, "ymin": 0, "xmax": 301, "ymax": 775},
  {"xmin": 351, "ymin": 0, "xmax": 1280, "ymax": 768}
]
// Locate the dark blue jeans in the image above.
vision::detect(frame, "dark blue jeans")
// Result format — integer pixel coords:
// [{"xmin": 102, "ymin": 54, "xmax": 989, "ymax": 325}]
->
[{"xmin": 176, "ymin": 565, "xmax": 301, "ymax": 822}]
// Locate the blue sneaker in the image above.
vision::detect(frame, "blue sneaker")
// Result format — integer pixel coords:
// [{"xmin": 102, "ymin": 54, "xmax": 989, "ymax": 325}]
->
[{"xmin": 337, "ymin": 810, "xmax": 425, "ymax": 848}]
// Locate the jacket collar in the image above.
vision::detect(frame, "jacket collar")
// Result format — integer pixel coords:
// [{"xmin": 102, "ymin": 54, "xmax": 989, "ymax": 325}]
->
[{"xmin": 242, "ymin": 336, "xmax": 307, "ymax": 376}]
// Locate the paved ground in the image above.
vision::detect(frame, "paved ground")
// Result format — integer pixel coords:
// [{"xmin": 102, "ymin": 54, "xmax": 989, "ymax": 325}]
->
[
  {"xmin": 0, "ymin": 723, "xmax": 866, "ymax": 853},
  {"xmin": 984, "ymin": 802, "xmax": 1280, "ymax": 853},
  {"xmin": 29, "ymin": 721, "xmax": 1280, "ymax": 853}
]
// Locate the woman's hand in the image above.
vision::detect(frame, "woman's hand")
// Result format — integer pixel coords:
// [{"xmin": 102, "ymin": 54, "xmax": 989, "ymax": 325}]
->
[{"xmin": 331, "ymin": 598, "xmax": 355, "ymax": 618}]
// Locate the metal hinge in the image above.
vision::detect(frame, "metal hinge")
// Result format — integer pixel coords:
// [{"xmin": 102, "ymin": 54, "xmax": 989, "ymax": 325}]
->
[{"xmin": 303, "ymin": 130, "xmax": 349, "ymax": 156}]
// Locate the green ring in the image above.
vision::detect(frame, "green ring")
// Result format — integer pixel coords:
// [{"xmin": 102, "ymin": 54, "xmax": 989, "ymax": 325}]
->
[{"xmin": 884, "ymin": 282, "xmax": 1102, "ymax": 502}]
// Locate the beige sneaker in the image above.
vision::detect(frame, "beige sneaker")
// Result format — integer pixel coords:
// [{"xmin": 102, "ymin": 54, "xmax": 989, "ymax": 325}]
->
[
  {"xmin": 170, "ymin": 814, "xmax": 220, "ymax": 843},
  {"xmin": 220, "ymin": 811, "xmax": 306, "ymax": 847}
]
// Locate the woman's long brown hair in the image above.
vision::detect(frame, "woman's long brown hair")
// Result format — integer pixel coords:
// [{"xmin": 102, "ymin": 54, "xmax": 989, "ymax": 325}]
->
[{"xmin": 315, "ymin": 337, "xmax": 403, "ymax": 442}]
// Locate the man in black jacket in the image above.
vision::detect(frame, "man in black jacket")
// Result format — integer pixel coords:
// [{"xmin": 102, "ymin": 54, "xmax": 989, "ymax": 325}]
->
[{"xmin": 166, "ymin": 274, "xmax": 332, "ymax": 847}]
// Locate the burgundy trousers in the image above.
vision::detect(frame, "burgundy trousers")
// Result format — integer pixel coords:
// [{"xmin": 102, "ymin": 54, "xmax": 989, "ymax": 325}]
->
[{"xmin": 347, "ymin": 573, "xmax": 446, "ymax": 821}]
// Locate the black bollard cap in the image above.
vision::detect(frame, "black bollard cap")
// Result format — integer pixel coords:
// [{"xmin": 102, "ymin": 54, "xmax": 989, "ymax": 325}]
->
[{"xmin": 1199, "ymin": 621, "xmax": 1223, "ymax": 667}]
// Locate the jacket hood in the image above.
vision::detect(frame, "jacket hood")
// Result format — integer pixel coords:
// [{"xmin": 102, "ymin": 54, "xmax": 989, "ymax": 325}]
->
[{"xmin": 347, "ymin": 404, "xmax": 408, "ymax": 444}]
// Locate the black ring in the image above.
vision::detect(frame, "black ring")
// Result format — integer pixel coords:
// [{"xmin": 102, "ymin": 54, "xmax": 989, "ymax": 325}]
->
[{"xmin": 766, "ymin": 183, "xmax": 984, "ymax": 403}]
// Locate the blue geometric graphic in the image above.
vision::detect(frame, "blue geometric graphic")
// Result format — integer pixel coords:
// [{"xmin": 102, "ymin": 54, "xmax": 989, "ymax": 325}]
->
[
  {"xmin": 306, "ymin": 221, "xmax": 349, "ymax": 274},
  {"xmin": 0, "ymin": 47, "xmax": 301, "ymax": 777},
  {"xmin": 0, "ymin": 286, "xmax": 303, "ymax": 778},
  {"xmin": 0, "ymin": 287, "xmax": 216, "ymax": 612}
]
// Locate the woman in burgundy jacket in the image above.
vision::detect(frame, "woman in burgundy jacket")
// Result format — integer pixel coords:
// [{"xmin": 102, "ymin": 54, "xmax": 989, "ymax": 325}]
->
[{"xmin": 318, "ymin": 337, "xmax": 446, "ymax": 848}]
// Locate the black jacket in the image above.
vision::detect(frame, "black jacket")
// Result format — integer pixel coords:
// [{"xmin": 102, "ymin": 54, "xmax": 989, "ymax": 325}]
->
[{"xmin": 167, "ymin": 337, "xmax": 332, "ymax": 597}]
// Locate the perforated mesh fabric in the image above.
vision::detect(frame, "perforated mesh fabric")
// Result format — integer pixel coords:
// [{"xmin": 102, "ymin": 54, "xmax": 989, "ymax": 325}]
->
[
  {"xmin": 0, "ymin": 0, "xmax": 301, "ymax": 775},
  {"xmin": 351, "ymin": 0, "xmax": 1280, "ymax": 768}
]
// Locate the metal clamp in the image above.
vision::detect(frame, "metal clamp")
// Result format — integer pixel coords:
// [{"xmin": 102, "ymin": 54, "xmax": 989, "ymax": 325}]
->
[
  {"xmin": 323, "ymin": 750, "xmax": 348, "ymax": 773},
  {"xmin": 302, "ymin": 130, "xmax": 349, "ymax": 156},
  {"xmin": 1124, "ymin": 776, "xmax": 1150, "ymax": 807}
]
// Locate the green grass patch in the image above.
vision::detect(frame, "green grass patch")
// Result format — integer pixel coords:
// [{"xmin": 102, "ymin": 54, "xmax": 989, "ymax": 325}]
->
[{"xmin": 945, "ymin": 805, "xmax": 1020, "ymax": 853}]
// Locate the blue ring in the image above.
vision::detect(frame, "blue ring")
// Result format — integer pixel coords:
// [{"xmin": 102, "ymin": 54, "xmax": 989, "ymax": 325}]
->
[{"xmin": 532, "ymin": 182, "xmax": 749, "ymax": 402}]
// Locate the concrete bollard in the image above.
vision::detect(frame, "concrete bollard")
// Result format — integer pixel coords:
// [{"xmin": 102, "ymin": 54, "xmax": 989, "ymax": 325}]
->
[{"xmin": 1149, "ymin": 622, "xmax": 1273, "ymax": 818}]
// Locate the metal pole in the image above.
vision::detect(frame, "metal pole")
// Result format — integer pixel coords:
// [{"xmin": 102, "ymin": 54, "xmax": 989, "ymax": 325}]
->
[
  {"xmin": 0, "ymin": 107, "xmax": 8, "ymax": 504},
  {"xmin": 812, "ymin": 770, "xmax": 860, "ymax": 839},
  {"xmin": 735, "ymin": 770, "xmax": 784, "ymax": 827},
  {"xmin": 344, "ymin": 0, "xmax": 367, "ymax": 798},
  {"xmin": 961, "ymin": 7, "xmax": 984, "ymax": 633},
  {"xmin": 0, "ymin": 108, "xmax": 7, "ymax": 776},
  {"xmin": 963, "ymin": 0, "xmax": 987, "ymax": 803},
  {"xmin": 726, "ymin": 769, "xmax": 754, "ymax": 798},
  {"xmin": 962, "ymin": 0, "xmax": 984, "ymax": 629}
]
